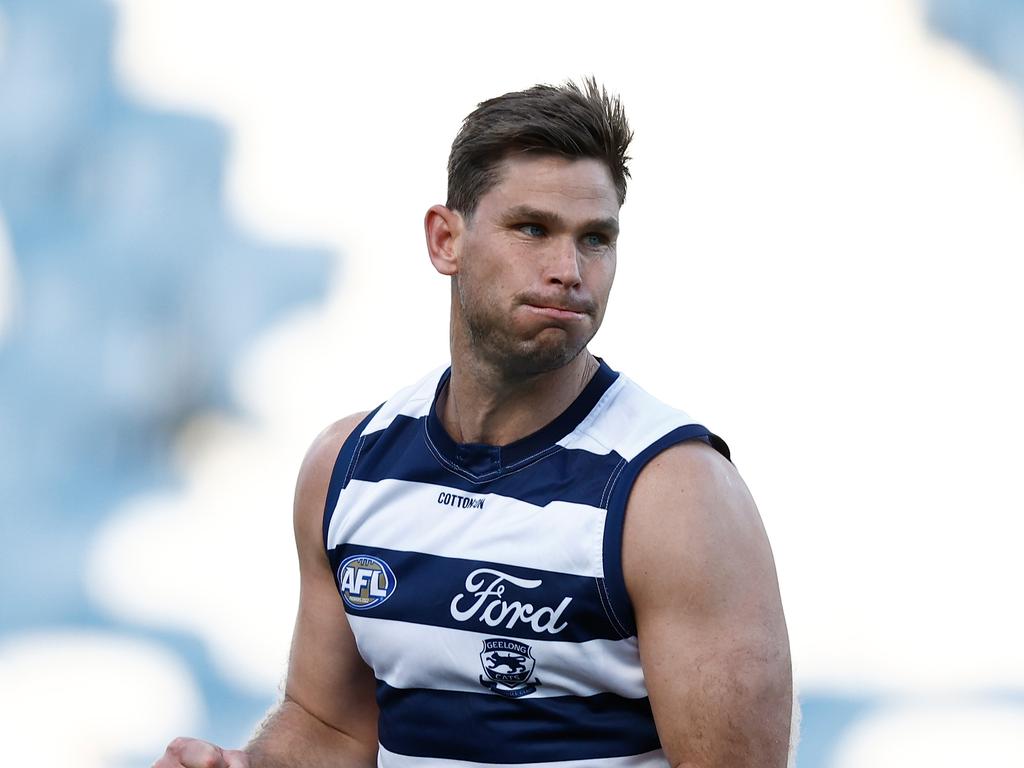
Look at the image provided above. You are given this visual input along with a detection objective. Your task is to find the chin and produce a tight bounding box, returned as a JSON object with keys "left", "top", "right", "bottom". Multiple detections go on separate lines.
{"left": 500, "top": 338, "right": 588, "bottom": 377}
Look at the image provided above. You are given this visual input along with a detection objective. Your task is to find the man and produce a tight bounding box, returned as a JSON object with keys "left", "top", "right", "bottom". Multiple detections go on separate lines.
{"left": 155, "top": 78, "right": 792, "bottom": 768}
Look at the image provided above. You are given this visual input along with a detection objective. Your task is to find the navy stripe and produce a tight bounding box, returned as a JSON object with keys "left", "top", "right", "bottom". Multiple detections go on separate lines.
{"left": 377, "top": 682, "right": 661, "bottom": 763}
{"left": 602, "top": 425, "right": 730, "bottom": 637}
{"left": 322, "top": 406, "right": 383, "bottom": 551}
{"left": 329, "top": 544, "right": 621, "bottom": 642}
{"left": 352, "top": 414, "right": 626, "bottom": 508}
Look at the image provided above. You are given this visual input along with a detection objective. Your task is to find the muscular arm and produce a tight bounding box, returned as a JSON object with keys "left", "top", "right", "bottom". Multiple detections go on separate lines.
{"left": 244, "top": 413, "right": 379, "bottom": 768}
{"left": 624, "top": 442, "right": 792, "bottom": 768}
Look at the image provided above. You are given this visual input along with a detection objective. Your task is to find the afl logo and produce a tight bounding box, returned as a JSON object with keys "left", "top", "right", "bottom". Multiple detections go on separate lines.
{"left": 338, "top": 555, "right": 397, "bottom": 610}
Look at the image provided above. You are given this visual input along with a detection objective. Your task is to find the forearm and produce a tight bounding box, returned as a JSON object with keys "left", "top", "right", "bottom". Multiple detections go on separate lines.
{"left": 244, "top": 696, "right": 377, "bottom": 768}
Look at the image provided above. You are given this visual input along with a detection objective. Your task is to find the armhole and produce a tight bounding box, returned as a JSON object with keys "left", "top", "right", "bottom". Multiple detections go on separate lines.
{"left": 601, "top": 424, "right": 731, "bottom": 637}
{"left": 321, "top": 406, "right": 383, "bottom": 552}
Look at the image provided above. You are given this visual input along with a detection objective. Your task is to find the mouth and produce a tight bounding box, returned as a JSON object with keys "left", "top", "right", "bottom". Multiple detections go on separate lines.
{"left": 523, "top": 304, "right": 589, "bottom": 321}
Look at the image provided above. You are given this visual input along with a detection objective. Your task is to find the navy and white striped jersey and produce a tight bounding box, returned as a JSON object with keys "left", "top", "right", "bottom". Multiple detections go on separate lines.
{"left": 323, "top": 360, "right": 729, "bottom": 767}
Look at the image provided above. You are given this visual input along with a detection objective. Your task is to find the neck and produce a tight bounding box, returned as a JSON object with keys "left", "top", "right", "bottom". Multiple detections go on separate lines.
{"left": 440, "top": 351, "right": 600, "bottom": 446}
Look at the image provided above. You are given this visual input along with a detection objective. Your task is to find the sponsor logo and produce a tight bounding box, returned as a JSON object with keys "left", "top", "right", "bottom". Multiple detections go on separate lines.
{"left": 479, "top": 638, "right": 541, "bottom": 698}
{"left": 450, "top": 568, "right": 572, "bottom": 634}
{"left": 338, "top": 554, "right": 396, "bottom": 610}
{"left": 437, "top": 491, "right": 485, "bottom": 510}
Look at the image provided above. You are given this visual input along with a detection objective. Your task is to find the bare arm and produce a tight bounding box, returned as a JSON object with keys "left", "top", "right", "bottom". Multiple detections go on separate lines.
{"left": 154, "top": 413, "right": 379, "bottom": 768}
{"left": 623, "top": 441, "right": 792, "bottom": 768}
{"left": 245, "top": 412, "right": 379, "bottom": 767}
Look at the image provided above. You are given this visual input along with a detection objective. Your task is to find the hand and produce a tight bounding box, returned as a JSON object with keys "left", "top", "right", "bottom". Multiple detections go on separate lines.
{"left": 153, "top": 737, "right": 249, "bottom": 768}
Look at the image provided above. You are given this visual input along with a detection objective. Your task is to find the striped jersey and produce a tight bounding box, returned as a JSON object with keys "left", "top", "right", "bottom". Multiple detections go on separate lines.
{"left": 323, "top": 360, "right": 729, "bottom": 767}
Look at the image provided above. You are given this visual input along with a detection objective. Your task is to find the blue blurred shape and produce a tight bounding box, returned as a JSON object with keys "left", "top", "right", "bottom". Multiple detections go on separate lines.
{"left": 0, "top": 0, "right": 332, "bottom": 623}
{"left": 795, "top": 694, "right": 876, "bottom": 768}
{"left": 927, "top": 0, "right": 1024, "bottom": 95}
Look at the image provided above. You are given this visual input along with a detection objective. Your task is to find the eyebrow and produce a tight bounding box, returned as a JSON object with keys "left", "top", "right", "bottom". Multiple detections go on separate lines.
{"left": 500, "top": 205, "right": 620, "bottom": 236}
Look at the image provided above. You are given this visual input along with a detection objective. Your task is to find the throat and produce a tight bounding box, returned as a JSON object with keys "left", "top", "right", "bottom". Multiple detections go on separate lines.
{"left": 441, "top": 353, "right": 600, "bottom": 447}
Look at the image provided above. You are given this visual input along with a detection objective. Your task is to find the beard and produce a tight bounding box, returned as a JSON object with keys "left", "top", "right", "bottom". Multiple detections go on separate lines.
{"left": 455, "top": 278, "right": 600, "bottom": 378}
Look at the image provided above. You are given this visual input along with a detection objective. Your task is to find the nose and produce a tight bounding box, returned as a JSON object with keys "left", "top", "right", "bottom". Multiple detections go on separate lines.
{"left": 546, "top": 236, "right": 583, "bottom": 288}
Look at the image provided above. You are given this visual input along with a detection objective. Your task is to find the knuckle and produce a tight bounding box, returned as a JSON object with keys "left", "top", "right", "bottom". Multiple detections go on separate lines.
{"left": 196, "top": 747, "right": 223, "bottom": 768}
{"left": 162, "top": 736, "right": 223, "bottom": 768}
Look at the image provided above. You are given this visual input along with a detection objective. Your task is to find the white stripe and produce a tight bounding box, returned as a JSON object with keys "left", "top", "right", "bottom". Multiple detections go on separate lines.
{"left": 378, "top": 744, "right": 668, "bottom": 768}
{"left": 329, "top": 478, "right": 606, "bottom": 578}
{"left": 363, "top": 367, "right": 446, "bottom": 436}
{"left": 559, "top": 376, "right": 697, "bottom": 461}
{"left": 349, "top": 615, "right": 647, "bottom": 699}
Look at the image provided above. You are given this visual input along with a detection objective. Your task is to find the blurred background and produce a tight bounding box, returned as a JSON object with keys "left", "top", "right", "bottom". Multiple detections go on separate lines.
{"left": 1, "top": 0, "right": 1022, "bottom": 765}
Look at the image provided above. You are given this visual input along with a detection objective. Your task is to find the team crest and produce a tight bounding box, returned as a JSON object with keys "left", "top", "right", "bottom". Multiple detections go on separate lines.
{"left": 338, "top": 554, "right": 396, "bottom": 610}
{"left": 479, "top": 638, "right": 541, "bottom": 698}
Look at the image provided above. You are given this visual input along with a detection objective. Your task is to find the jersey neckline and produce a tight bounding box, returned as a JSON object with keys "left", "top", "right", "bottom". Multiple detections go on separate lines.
{"left": 425, "top": 359, "right": 619, "bottom": 477}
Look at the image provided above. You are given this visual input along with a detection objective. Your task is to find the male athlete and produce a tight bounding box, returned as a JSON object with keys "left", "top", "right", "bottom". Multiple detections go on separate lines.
{"left": 155, "top": 78, "right": 792, "bottom": 768}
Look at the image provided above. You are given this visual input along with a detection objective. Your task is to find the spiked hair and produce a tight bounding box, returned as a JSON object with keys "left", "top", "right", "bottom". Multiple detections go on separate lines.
{"left": 446, "top": 77, "right": 633, "bottom": 219}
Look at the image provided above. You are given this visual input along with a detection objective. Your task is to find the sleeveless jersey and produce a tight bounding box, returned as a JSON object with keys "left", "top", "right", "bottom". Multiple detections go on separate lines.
{"left": 323, "top": 360, "right": 729, "bottom": 768}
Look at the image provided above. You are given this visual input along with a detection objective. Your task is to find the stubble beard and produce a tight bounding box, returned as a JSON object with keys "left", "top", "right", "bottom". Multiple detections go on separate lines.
{"left": 456, "top": 280, "right": 595, "bottom": 379}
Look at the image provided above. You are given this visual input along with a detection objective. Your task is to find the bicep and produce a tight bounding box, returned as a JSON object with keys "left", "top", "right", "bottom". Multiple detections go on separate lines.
{"left": 284, "top": 415, "right": 379, "bottom": 746}
{"left": 624, "top": 442, "right": 792, "bottom": 767}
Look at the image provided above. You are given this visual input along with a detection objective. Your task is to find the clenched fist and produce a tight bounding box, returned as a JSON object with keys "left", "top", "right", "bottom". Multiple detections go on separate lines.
{"left": 153, "top": 737, "right": 249, "bottom": 768}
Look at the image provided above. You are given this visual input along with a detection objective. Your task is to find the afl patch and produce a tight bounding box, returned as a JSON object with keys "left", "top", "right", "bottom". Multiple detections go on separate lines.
{"left": 338, "top": 554, "right": 397, "bottom": 610}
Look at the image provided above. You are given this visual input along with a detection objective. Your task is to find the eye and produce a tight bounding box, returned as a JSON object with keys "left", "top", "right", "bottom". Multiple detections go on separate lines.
{"left": 519, "top": 223, "right": 545, "bottom": 237}
{"left": 582, "top": 233, "right": 608, "bottom": 248}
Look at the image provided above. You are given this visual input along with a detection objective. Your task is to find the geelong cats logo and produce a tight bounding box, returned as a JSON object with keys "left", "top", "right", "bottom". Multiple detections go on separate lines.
{"left": 479, "top": 638, "right": 541, "bottom": 698}
{"left": 449, "top": 568, "right": 573, "bottom": 634}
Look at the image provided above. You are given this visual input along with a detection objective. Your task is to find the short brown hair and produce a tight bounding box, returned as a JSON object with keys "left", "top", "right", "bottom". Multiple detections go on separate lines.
{"left": 446, "top": 77, "right": 633, "bottom": 219}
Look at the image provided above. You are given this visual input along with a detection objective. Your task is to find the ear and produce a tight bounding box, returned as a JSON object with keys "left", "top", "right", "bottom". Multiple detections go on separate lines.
{"left": 424, "top": 204, "right": 464, "bottom": 276}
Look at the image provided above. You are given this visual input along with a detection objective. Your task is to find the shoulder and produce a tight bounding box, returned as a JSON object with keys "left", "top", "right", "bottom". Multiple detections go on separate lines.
{"left": 297, "top": 413, "right": 371, "bottom": 495}
{"left": 293, "top": 412, "right": 371, "bottom": 547}
{"left": 629, "top": 438, "right": 744, "bottom": 515}
{"left": 623, "top": 440, "right": 773, "bottom": 615}
{"left": 292, "top": 366, "right": 447, "bottom": 539}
